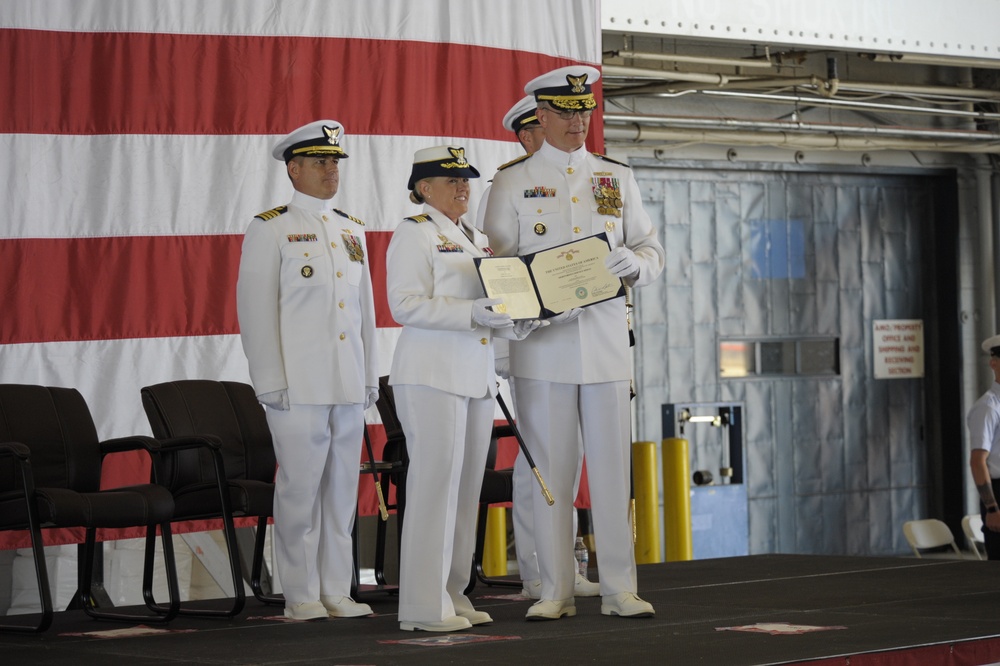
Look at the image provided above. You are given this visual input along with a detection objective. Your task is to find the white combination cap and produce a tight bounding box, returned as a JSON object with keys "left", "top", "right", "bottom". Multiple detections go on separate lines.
{"left": 524, "top": 65, "right": 601, "bottom": 111}
{"left": 271, "top": 120, "right": 348, "bottom": 162}
{"left": 503, "top": 95, "right": 540, "bottom": 133}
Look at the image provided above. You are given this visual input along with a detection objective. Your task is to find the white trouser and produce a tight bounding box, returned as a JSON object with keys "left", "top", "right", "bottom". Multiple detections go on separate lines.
{"left": 511, "top": 380, "right": 585, "bottom": 580}
{"left": 267, "top": 402, "right": 363, "bottom": 604}
{"left": 512, "top": 377, "right": 636, "bottom": 600}
{"left": 395, "top": 384, "right": 494, "bottom": 622}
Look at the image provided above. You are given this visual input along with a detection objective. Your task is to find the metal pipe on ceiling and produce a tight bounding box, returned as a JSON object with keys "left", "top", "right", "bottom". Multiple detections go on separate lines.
{"left": 604, "top": 72, "right": 1000, "bottom": 102}
{"left": 696, "top": 90, "right": 1000, "bottom": 121}
{"left": 601, "top": 64, "right": 733, "bottom": 86}
{"left": 610, "top": 49, "right": 776, "bottom": 70}
{"left": 603, "top": 123, "right": 1000, "bottom": 153}
{"left": 603, "top": 113, "right": 1000, "bottom": 141}
{"left": 863, "top": 52, "right": 1000, "bottom": 70}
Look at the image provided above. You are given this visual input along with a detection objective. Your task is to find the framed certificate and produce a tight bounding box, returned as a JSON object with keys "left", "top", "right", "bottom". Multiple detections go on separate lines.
{"left": 474, "top": 233, "right": 625, "bottom": 320}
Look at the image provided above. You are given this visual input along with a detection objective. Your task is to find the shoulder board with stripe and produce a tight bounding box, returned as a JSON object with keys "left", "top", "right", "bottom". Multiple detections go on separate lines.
{"left": 404, "top": 214, "right": 432, "bottom": 223}
{"left": 333, "top": 208, "right": 365, "bottom": 226}
{"left": 254, "top": 205, "right": 288, "bottom": 221}
{"left": 592, "top": 153, "right": 631, "bottom": 168}
{"left": 497, "top": 153, "right": 532, "bottom": 171}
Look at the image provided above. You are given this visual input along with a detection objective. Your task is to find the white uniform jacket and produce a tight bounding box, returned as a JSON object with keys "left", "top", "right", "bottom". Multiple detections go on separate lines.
{"left": 482, "top": 141, "right": 665, "bottom": 384}
{"left": 237, "top": 190, "right": 378, "bottom": 405}
{"left": 387, "top": 205, "right": 501, "bottom": 399}
{"left": 969, "top": 382, "right": 1000, "bottom": 478}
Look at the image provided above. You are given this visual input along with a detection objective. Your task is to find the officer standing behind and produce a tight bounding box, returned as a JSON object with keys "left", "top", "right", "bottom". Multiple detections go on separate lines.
{"left": 479, "top": 95, "right": 600, "bottom": 600}
{"left": 388, "top": 145, "right": 540, "bottom": 632}
{"left": 237, "top": 120, "right": 379, "bottom": 621}
{"left": 483, "top": 67, "right": 665, "bottom": 621}
{"left": 969, "top": 333, "right": 1000, "bottom": 559}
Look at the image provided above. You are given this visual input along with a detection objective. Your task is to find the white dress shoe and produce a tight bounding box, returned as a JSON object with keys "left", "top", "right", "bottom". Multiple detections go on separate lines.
{"left": 320, "top": 595, "right": 372, "bottom": 618}
{"left": 522, "top": 575, "right": 600, "bottom": 599}
{"left": 525, "top": 598, "right": 576, "bottom": 621}
{"left": 521, "top": 578, "right": 542, "bottom": 600}
{"left": 284, "top": 601, "right": 328, "bottom": 621}
{"left": 400, "top": 616, "right": 473, "bottom": 632}
{"left": 457, "top": 610, "right": 493, "bottom": 625}
{"left": 452, "top": 596, "right": 493, "bottom": 625}
{"left": 575, "top": 573, "right": 600, "bottom": 597}
{"left": 600, "top": 592, "right": 655, "bottom": 618}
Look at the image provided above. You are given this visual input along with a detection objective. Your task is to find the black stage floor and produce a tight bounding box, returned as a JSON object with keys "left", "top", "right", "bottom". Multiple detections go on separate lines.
{"left": 4, "top": 554, "right": 1000, "bottom": 666}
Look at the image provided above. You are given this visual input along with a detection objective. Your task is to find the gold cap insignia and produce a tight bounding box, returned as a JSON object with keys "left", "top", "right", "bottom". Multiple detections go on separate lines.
{"left": 447, "top": 147, "right": 469, "bottom": 167}
{"left": 323, "top": 125, "right": 342, "bottom": 146}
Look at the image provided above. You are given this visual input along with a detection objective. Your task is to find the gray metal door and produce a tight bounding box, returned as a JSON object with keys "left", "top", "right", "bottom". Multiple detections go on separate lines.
{"left": 631, "top": 163, "right": 941, "bottom": 556}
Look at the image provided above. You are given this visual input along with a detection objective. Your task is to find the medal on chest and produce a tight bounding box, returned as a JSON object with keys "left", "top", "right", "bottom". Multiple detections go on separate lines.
{"left": 341, "top": 230, "right": 365, "bottom": 263}
{"left": 592, "top": 176, "right": 623, "bottom": 218}
{"left": 436, "top": 234, "right": 464, "bottom": 253}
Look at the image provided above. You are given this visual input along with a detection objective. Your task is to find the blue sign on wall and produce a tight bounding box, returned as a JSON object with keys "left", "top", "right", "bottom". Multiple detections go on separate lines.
{"left": 749, "top": 219, "right": 805, "bottom": 279}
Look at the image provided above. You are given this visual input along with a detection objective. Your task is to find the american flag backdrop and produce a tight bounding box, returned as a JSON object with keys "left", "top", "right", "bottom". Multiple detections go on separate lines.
{"left": 0, "top": 0, "right": 601, "bottom": 532}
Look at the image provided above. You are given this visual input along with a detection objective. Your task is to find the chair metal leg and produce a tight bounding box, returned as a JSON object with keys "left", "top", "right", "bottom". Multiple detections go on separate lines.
{"left": 0, "top": 457, "right": 53, "bottom": 633}
{"left": 146, "top": 451, "right": 247, "bottom": 618}
{"left": 249, "top": 518, "right": 282, "bottom": 605}
{"left": 81, "top": 524, "right": 180, "bottom": 623}
{"left": 352, "top": 500, "right": 399, "bottom": 601}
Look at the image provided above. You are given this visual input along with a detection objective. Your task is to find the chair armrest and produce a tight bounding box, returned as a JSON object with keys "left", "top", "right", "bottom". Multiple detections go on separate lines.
{"left": 100, "top": 434, "right": 222, "bottom": 457}
{"left": 99, "top": 434, "right": 163, "bottom": 455}
{"left": 492, "top": 424, "right": 517, "bottom": 439}
{"left": 0, "top": 441, "right": 31, "bottom": 461}
{"left": 155, "top": 434, "right": 223, "bottom": 453}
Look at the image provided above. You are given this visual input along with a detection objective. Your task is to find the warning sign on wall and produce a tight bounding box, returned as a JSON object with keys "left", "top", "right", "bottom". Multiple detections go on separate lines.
{"left": 873, "top": 319, "right": 924, "bottom": 379}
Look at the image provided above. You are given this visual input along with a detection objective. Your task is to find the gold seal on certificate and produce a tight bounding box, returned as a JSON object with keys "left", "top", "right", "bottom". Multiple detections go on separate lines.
{"left": 474, "top": 233, "right": 625, "bottom": 320}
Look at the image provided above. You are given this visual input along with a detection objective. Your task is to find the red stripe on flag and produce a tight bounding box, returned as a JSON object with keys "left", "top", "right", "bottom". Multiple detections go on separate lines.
{"left": 2, "top": 28, "right": 599, "bottom": 143}
{"left": 1, "top": 236, "right": 242, "bottom": 344}
{"left": 0, "top": 233, "right": 402, "bottom": 345}
{"left": 367, "top": 231, "right": 398, "bottom": 328}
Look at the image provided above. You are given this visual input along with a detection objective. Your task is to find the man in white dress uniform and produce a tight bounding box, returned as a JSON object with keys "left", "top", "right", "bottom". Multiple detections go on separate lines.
{"left": 483, "top": 67, "right": 665, "bottom": 621}
{"left": 480, "top": 95, "right": 600, "bottom": 600}
{"left": 237, "top": 120, "right": 379, "bottom": 621}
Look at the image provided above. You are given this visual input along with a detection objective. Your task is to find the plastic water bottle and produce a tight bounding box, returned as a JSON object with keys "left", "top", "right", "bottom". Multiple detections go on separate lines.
{"left": 574, "top": 536, "right": 589, "bottom": 577}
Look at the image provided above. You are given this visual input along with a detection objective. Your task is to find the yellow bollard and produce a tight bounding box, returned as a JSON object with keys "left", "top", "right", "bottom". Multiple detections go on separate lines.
{"left": 662, "top": 438, "right": 693, "bottom": 561}
{"left": 482, "top": 506, "right": 507, "bottom": 577}
{"left": 632, "top": 441, "right": 661, "bottom": 564}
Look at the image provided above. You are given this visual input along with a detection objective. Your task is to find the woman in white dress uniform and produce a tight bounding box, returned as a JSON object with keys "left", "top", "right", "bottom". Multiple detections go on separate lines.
{"left": 387, "top": 145, "right": 539, "bottom": 632}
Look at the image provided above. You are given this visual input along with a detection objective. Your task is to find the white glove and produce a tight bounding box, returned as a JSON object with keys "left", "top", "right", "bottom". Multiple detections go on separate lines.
{"left": 511, "top": 319, "right": 547, "bottom": 340}
{"left": 364, "top": 386, "right": 379, "bottom": 410}
{"left": 548, "top": 308, "right": 583, "bottom": 324}
{"left": 604, "top": 246, "right": 640, "bottom": 279}
{"left": 257, "top": 389, "right": 289, "bottom": 411}
{"left": 495, "top": 356, "right": 510, "bottom": 379}
{"left": 472, "top": 297, "right": 514, "bottom": 329}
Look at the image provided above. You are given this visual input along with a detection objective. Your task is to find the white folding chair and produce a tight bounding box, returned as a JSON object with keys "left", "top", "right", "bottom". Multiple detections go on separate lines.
{"left": 902, "top": 519, "right": 963, "bottom": 558}
{"left": 961, "top": 514, "right": 986, "bottom": 560}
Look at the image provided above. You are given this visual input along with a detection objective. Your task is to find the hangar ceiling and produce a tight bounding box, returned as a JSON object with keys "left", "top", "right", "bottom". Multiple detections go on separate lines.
{"left": 600, "top": 33, "right": 1000, "bottom": 154}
